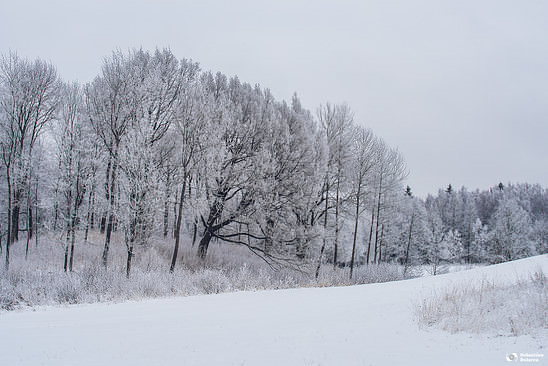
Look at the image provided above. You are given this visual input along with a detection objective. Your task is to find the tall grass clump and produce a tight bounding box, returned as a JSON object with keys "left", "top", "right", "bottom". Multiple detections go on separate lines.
{"left": 415, "top": 268, "right": 547, "bottom": 336}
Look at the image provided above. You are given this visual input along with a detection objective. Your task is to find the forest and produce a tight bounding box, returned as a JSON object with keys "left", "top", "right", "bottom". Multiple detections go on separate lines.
{"left": 1, "top": 49, "right": 547, "bottom": 307}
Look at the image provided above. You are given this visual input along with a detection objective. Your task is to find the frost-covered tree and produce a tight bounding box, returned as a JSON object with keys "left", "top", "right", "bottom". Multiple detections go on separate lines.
{"left": 347, "top": 126, "right": 375, "bottom": 279}
{"left": 0, "top": 53, "right": 60, "bottom": 269}
{"left": 383, "top": 192, "right": 428, "bottom": 273}
{"left": 85, "top": 51, "right": 133, "bottom": 268}
{"left": 316, "top": 103, "right": 353, "bottom": 269}
{"left": 55, "top": 82, "right": 91, "bottom": 272}
{"left": 366, "top": 141, "right": 407, "bottom": 264}
{"left": 195, "top": 77, "right": 269, "bottom": 260}
{"left": 118, "top": 49, "right": 183, "bottom": 277}
{"left": 491, "top": 198, "right": 533, "bottom": 262}
{"left": 261, "top": 94, "right": 324, "bottom": 265}
{"left": 169, "top": 59, "right": 202, "bottom": 273}
{"left": 469, "top": 218, "right": 490, "bottom": 263}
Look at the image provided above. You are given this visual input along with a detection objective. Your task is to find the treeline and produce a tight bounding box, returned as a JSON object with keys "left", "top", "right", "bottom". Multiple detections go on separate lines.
{"left": 0, "top": 49, "right": 407, "bottom": 278}
{"left": 392, "top": 183, "right": 548, "bottom": 274}
{"left": 0, "top": 49, "right": 545, "bottom": 280}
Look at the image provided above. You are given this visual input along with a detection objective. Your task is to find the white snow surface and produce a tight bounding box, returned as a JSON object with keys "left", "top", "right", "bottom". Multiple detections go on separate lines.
{"left": 1, "top": 255, "right": 547, "bottom": 366}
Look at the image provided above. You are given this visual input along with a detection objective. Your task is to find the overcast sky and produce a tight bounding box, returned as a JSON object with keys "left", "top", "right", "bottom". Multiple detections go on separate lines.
{"left": 1, "top": 0, "right": 547, "bottom": 197}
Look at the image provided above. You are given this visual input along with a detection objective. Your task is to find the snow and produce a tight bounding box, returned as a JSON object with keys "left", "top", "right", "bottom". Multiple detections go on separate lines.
{"left": 1, "top": 255, "right": 546, "bottom": 366}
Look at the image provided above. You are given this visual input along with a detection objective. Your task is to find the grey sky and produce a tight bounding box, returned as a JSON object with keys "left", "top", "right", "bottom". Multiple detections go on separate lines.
{"left": 2, "top": 0, "right": 547, "bottom": 197}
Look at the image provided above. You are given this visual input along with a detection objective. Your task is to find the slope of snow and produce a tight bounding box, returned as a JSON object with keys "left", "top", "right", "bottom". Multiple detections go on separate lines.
{"left": 1, "top": 255, "right": 546, "bottom": 366}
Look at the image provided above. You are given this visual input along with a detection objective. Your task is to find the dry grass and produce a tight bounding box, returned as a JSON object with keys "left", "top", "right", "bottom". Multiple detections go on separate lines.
{"left": 415, "top": 269, "right": 547, "bottom": 336}
{"left": 0, "top": 230, "right": 404, "bottom": 310}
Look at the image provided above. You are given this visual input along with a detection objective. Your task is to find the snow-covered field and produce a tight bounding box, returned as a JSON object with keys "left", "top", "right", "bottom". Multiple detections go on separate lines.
{"left": 1, "top": 255, "right": 546, "bottom": 366}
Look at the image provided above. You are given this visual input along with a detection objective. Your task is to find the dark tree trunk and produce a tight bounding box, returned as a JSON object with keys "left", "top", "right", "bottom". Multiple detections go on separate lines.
{"left": 69, "top": 214, "right": 77, "bottom": 272}
{"left": 316, "top": 181, "right": 329, "bottom": 279}
{"left": 84, "top": 190, "right": 93, "bottom": 242}
{"left": 28, "top": 203, "right": 33, "bottom": 240}
{"left": 163, "top": 199, "right": 169, "bottom": 238}
{"left": 349, "top": 183, "right": 361, "bottom": 279}
{"left": 170, "top": 178, "right": 187, "bottom": 273}
{"left": 373, "top": 176, "right": 383, "bottom": 264}
{"left": 126, "top": 246, "right": 133, "bottom": 278}
{"left": 378, "top": 224, "right": 384, "bottom": 263}
{"left": 264, "top": 218, "right": 274, "bottom": 254}
{"left": 366, "top": 206, "right": 375, "bottom": 265}
{"left": 10, "top": 202, "right": 20, "bottom": 244}
{"left": 5, "top": 171, "right": 12, "bottom": 270}
{"left": 196, "top": 195, "right": 225, "bottom": 260}
{"left": 100, "top": 214, "right": 106, "bottom": 233}
{"left": 197, "top": 230, "right": 212, "bottom": 260}
{"left": 333, "top": 175, "right": 341, "bottom": 268}
{"left": 64, "top": 223, "right": 70, "bottom": 272}
{"left": 404, "top": 212, "right": 415, "bottom": 274}
{"left": 102, "top": 147, "right": 118, "bottom": 268}
{"left": 34, "top": 181, "right": 39, "bottom": 248}
{"left": 25, "top": 196, "right": 32, "bottom": 259}
{"left": 53, "top": 201, "right": 59, "bottom": 232}
{"left": 192, "top": 218, "right": 198, "bottom": 247}
{"left": 101, "top": 155, "right": 112, "bottom": 235}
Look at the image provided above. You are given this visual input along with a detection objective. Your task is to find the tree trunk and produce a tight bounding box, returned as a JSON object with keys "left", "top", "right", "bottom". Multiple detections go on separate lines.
{"left": 25, "top": 185, "right": 33, "bottom": 259}
{"left": 126, "top": 244, "right": 134, "bottom": 278}
{"left": 10, "top": 199, "right": 20, "bottom": 244}
{"left": 404, "top": 212, "right": 415, "bottom": 274}
{"left": 64, "top": 222, "right": 71, "bottom": 272}
{"left": 196, "top": 195, "right": 225, "bottom": 260}
{"left": 366, "top": 205, "right": 375, "bottom": 265}
{"left": 316, "top": 181, "right": 329, "bottom": 279}
{"left": 25, "top": 203, "right": 31, "bottom": 260}
{"left": 349, "top": 183, "right": 361, "bottom": 279}
{"left": 100, "top": 214, "right": 106, "bottom": 233}
{"left": 5, "top": 170, "right": 12, "bottom": 270}
{"left": 373, "top": 176, "right": 383, "bottom": 264}
{"left": 69, "top": 166, "right": 80, "bottom": 272}
{"left": 69, "top": 216, "right": 76, "bottom": 272}
{"left": 333, "top": 175, "right": 340, "bottom": 268}
{"left": 170, "top": 177, "right": 187, "bottom": 273}
{"left": 192, "top": 218, "right": 198, "bottom": 247}
{"left": 84, "top": 190, "right": 93, "bottom": 242}
{"left": 163, "top": 199, "right": 169, "bottom": 238}
{"left": 102, "top": 149, "right": 118, "bottom": 268}
{"left": 197, "top": 230, "right": 212, "bottom": 260}
{"left": 378, "top": 223, "right": 384, "bottom": 263}
{"left": 34, "top": 180, "right": 39, "bottom": 248}
{"left": 28, "top": 201, "right": 33, "bottom": 240}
